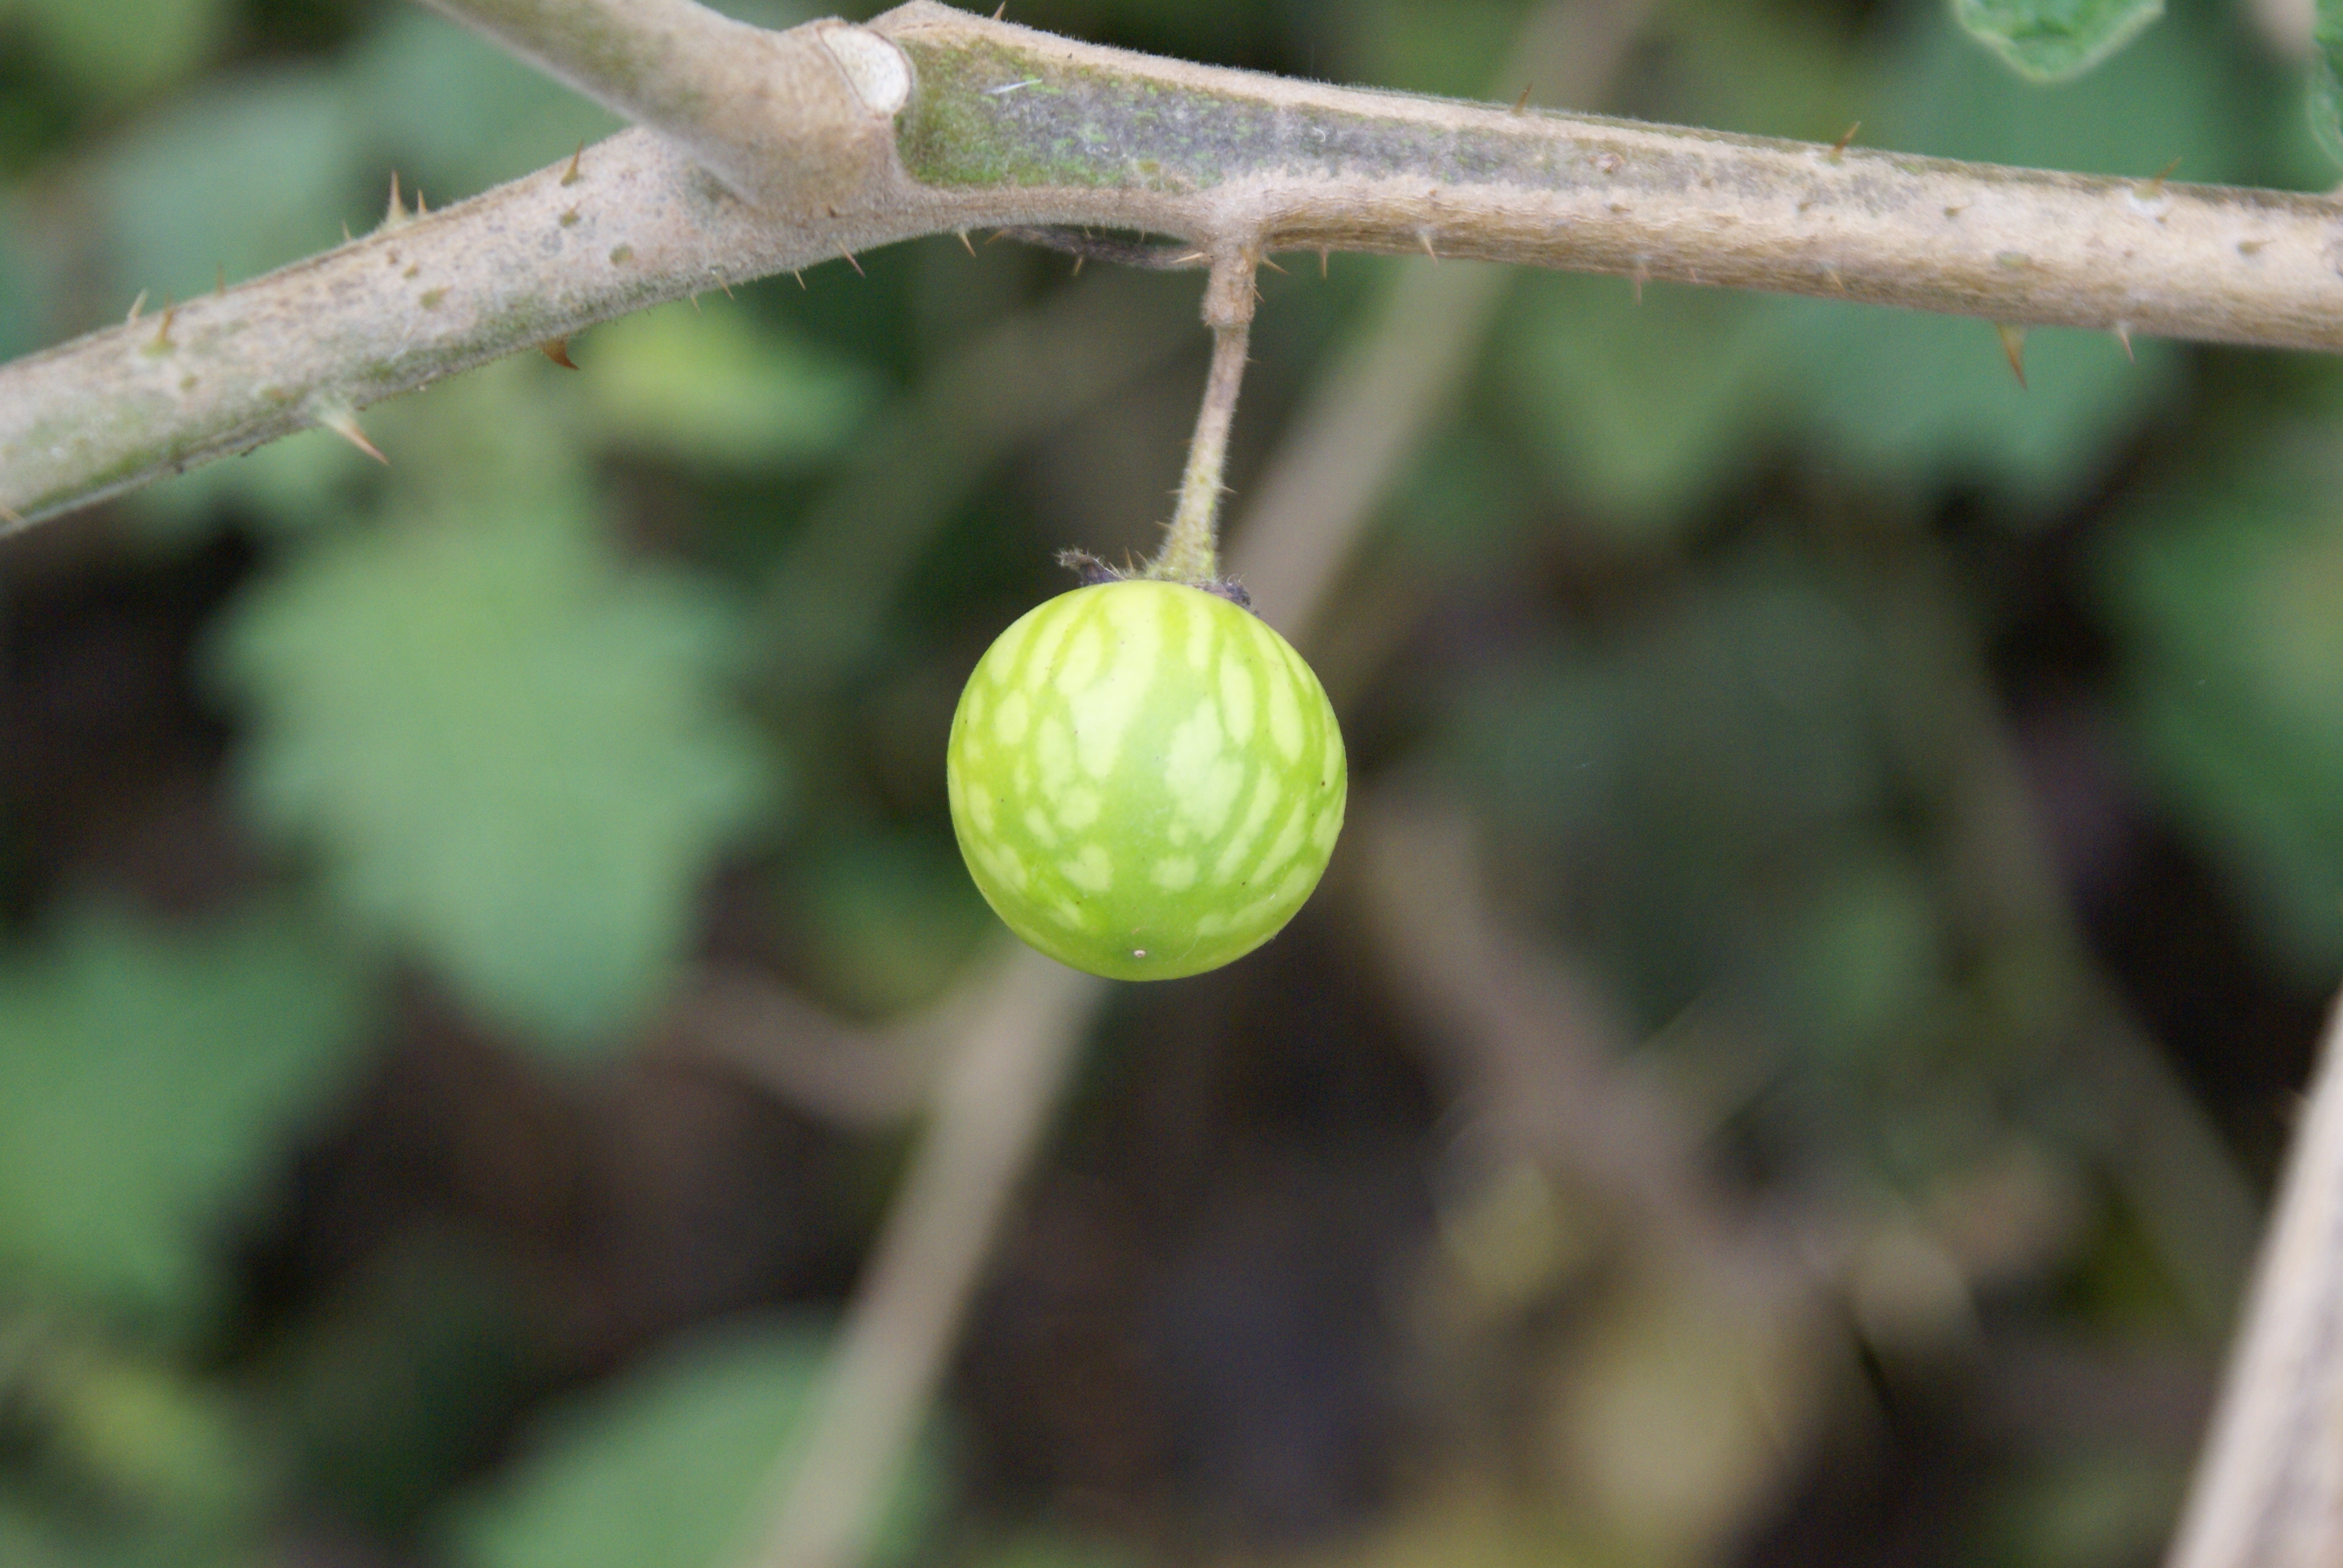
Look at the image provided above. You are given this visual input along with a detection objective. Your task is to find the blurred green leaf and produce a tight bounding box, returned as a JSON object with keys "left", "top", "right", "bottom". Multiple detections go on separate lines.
{"left": 445, "top": 1316, "right": 945, "bottom": 1568}
{"left": 94, "top": 71, "right": 369, "bottom": 310}
{"left": 2315, "top": 0, "right": 2343, "bottom": 165}
{"left": 1345, "top": 0, "right": 1522, "bottom": 99}
{"left": 1974, "top": 1449, "right": 2186, "bottom": 1568}
{"left": 28, "top": 1335, "right": 275, "bottom": 1528}
{"left": 1783, "top": 310, "right": 2179, "bottom": 514}
{"left": 578, "top": 296, "right": 877, "bottom": 469}
{"left": 1498, "top": 276, "right": 1784, "bottom": 534}
{"left": 0, "top": 213, "right": 31, "bottom": 362}
{"left": 1950, "top": 0, "right": 2163, "bottom": 81}
{"left": 0, "top": 1489, "right": 254, "bottom": 1568}
{"left": 212, "top": 496, "right": 781, "bottom": 1050}
{"left": 1771, "top": 0, "right": 2249, "bottom": 512}
{"left": 786, "top": 829, "right": 994, "bottom": 1016}
{"left": 1780, "top": 844, "right": 1948, "bottom": 1062}
{"left": 1451, "top": 549, "right": 1890, "bottom": 1014}
{"left": 267, "top": 1235, "right": 535, "bottom": 1535}
{"left": 0, "top": 0, "right": 229, "bottom": 102}
{"left": 134, "top": 429, "right": 375, "bottom": 541}
{"left": 1876, "top": 0, "right": 2247, "bottom": 183}
{"left": 0, "top": 1503, "right": 80, "bottom": 1568}
{"left": 1617, "top": 0, "right": 1863, "bottom": 143}
{"left": 2095, "top": 426, "right": 2343, "bottom": 980}
{"left": 349, "top": 7, "right": 622, "bottom": 201}
{"left": 0, "top": 904, "right": 372, "bottom": 1334}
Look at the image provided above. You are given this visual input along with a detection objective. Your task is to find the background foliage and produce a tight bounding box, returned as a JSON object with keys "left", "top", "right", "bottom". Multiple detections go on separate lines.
{"left": 2, "top": 0, "right": 2342, "bottom": 1564}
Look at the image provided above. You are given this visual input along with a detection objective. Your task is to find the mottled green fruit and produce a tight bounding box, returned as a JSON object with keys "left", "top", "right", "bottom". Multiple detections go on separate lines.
{"left": 947, "top": 580, "right": 1346, "bottom": 981}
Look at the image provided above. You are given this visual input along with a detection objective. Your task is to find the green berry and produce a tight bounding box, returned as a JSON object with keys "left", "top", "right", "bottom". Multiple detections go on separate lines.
{"left": 946, "top": 579, "right": 1346, "bottom": 981}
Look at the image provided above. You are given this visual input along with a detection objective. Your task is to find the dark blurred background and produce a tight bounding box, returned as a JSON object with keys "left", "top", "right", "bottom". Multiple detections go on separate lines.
{"left": 3, "top": 0, "right": 2342, "bottom": 1564}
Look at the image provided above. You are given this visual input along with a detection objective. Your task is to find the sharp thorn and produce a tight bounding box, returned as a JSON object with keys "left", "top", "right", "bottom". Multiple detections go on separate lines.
{"left": 1996, "top": 322, "right": 2028, "bottom": 390}
{"left": 1510, "top": 83, "right": 1533, "bottom": 115}
{"left": 1418, "top": 230, "right": 1439, "bottom": 262}
{"left": 152, "top": 300, "right": 177, "bottom": 348}
{"left": 792, "top": 270, "right": 807, "bottom": 288}
{"left": 562, "top": 142, "right": 585, "bottom": 186}
{"left": 540, "top": 338, "right": 578, "bottom": 369}
{"left": 1258, "top": 254, "right": 1286, "bottom": 275}
{"left": 125, "top": 289, "right": 147, "bottom": 325}
{"left": 384, "top": 171, "right": 407, "bottom": 229}
{"left": 215, "top": 264, "right": 226, "bottom": 298}
{"left": 991, "top": 1, "right": 1004, "bottom": 15}
{"left": 2112, "top": 321, "right": 2134, "bottom": 362}
{"left": 957, "top": 229, "right": 977, "bottom": 256}
{"left": 341, "top": 220, "right": 352, "bottom": 243}
{"left": 1071, "top": 253, "right": 1084, "bottom": 275}
{"left": 1830, "top": 121, "right": 1860, "bottom": 160}
{"left": 1318, "top": 247, "right": 1329, "bottom": 278}
{"left": 841, "top": 249, "right": 865, "bottom": 276}
{"left": 318, "top": 405, "right": 389, "bottom": 464}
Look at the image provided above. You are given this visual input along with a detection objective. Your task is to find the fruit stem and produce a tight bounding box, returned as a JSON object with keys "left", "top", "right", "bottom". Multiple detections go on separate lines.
{"left": 1148, "top": 247, "right": 1259, "bottom": 589}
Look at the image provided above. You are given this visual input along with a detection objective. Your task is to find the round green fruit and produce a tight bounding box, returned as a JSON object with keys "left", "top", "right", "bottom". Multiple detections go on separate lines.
{"left": 946, "top": 579, "right": 1346, "bottom": 981}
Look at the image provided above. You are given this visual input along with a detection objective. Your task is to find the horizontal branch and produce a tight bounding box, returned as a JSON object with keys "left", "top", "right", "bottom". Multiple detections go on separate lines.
{"left": 6, "top": 0, "right": 2342, "bottom": 528}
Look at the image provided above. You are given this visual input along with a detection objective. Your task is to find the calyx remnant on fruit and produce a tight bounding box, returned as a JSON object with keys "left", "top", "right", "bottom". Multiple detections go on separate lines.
{"left": 946, "top": 578, "right": 1346, "bottom": 981}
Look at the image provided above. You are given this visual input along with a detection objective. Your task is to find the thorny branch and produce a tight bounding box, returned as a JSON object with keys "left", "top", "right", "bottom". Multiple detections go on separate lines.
{"left": 7, "top": 0, "right": 2343, "bottom": 526}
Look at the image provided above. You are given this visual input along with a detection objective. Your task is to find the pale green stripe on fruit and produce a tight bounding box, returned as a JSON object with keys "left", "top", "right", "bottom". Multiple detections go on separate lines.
{"left": 1258, "top": 625, "right": 1305, "bottom": 762}
{"left": 1055, "top": 619, "right": 1105, "bottom": 704}
{"left": 1240, "top": 794, "right": 1309, "bottom": 892}
{"left": 1152, "top": 856, "right": 1198, "bottom": 890}
{"left": 986, "top": 604, "right": 1041, "bottom": 688}
{"left": 1184, "top": 590, "right": 1214, "bottom": 670}
{"left": 1056, "top": 785, "right": 1101, "bottom": 831}
{"left": 1219, "top": 655, "right": 1256, "bottom": 746}
{"left": 1211, "top": 769, "right": 1280, "bottom": 884}
{"left": 1015, "top": 590, "right": 1082, "bottom": 693}
{"left": 1063, "top": 592, "right": 1158, "bottom": 780}
{"left": 1035, "top": 714, "right": 1073, "bottom": 795}
{"left": 1060, "top": 843, "right": 1114, "bottom": 894}
{"left": 994, "top": 688, "right": 1031, "bottom": 746}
